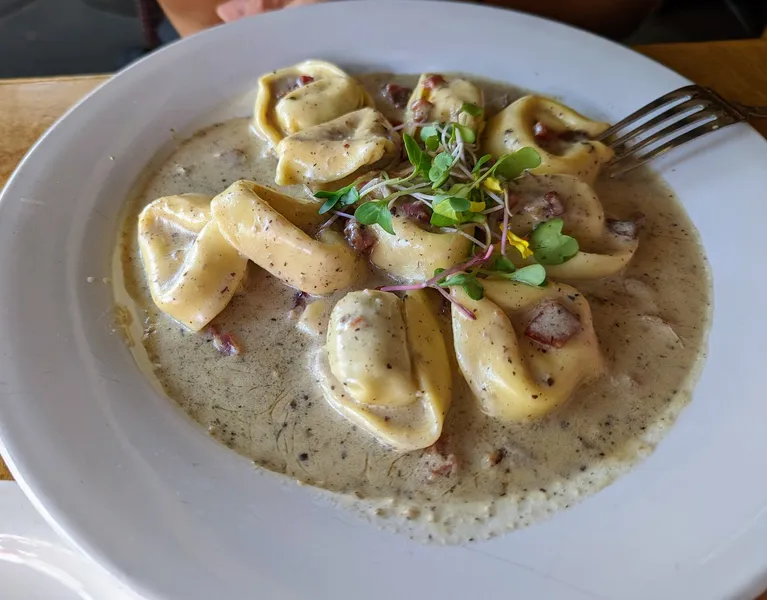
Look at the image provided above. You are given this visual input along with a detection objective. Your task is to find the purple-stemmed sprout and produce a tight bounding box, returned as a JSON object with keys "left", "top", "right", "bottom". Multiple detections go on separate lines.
{"left": 378, "top": 244, "right": 496, "bottom": 320}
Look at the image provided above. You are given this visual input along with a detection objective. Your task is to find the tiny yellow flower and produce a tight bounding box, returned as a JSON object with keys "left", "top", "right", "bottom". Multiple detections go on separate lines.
{"left": 483, "top": 177, "right": 502, "bottom": 193}
{"left": 505, "top": 230, "right": 533, "bottom": 259}
{"left": 469, "top": 201, "right": 486, "bottom": 213}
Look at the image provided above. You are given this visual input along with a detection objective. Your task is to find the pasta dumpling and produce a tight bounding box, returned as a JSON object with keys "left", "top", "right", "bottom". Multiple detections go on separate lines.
{"left": 369, "top": 214, "right": 472, "bottom": 282}
{"left": 253, "top": 59, "right": 372, "bottom": 147}
{"left": 406, "top": 73, "right": 483, "bottom": 132}
{"left": 274, "top": 107, "right": 400, "bottom": 186}
{"left": 138, "top": 193, "right": 247, "bottom": 331}
{"left": 318, "top": 289, "right": 452, "bottom": 451}
{"left": 452, "top": 280, "right": 603, "bottom": 421}
{"left": 211, "top": 179, "right": 363, "bottom": 295}
{"left": 483, "top": 96, "right": 613, "bottom": 183}
{"left": 509, "top": 173, "right": 641, "bottom": 279}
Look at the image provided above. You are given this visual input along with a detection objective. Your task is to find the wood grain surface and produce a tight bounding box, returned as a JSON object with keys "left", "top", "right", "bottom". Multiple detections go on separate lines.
{"left": 1, "top": 40, "right": 767, "bottom": 596}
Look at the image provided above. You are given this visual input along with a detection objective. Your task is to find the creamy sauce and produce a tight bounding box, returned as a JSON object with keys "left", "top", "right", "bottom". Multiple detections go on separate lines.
{"left": 114, "top": 75, "right": 711, "bottom": 543}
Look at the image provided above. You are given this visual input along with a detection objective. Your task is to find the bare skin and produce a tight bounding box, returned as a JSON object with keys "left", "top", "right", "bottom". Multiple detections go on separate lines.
{"left": 157, "top": 0, "right": 660, "bottom": 38}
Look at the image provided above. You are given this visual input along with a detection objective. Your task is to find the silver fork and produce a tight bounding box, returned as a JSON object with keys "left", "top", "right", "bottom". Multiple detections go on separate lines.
{"left": 596, "top": 85, "right": 767, "bottom": 175}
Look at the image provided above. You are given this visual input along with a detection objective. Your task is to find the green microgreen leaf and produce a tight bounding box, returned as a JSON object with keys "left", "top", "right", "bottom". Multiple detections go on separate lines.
{"left": 431, "top": 195, "right": 469, "bottom": 223}
{"left": 403, "top": 133, "right": 432, "bottom": 178}
{"left": 492, "top": 256, "right": 516, "bottom": 273}
{"left": 315, "top": 183, "right": 360, "bottom": 215}
{"left": 506, "top": 264, "right": 547, "bottom": 286}
{"left": 446, "top": 197, "right": 471, "bottom": 212}
{"left": 425, "top": 136, "right": 440, "bottom": 152}
{"left": 452, "top": 123, "right": 476, "bottom": 144}
{"left": 461, "top": 102, "right": 484, "bottom": 117}
{"left": 472, "top": 154, "right": 493, "bottom": 174}
{"left": 437, "top": 272, "right": 484, "bottom": 300}
{"left": 430, "top": 213, "right": 457, "bottom": 227}
{"left": 419, "top": 124, "right": 440, "bottom": 142}
{"left": 429, "top": 152, "right": 455, "bottom": 189}
{"left": 447, "top": 183, "right": 471, "bottom": 199}
{"left": 529, "top": 218, "right": 579, "bottom": 265}
{"left": 492, "top": 147, "right": 541, "bottom": 180}
{"left": 354, "top": 201, "right": 395, "bottom": 235}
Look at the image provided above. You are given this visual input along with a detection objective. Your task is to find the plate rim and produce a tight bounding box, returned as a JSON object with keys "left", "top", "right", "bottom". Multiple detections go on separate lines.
{"left": 2, "top": 3, "right": 767, "bottom": 599}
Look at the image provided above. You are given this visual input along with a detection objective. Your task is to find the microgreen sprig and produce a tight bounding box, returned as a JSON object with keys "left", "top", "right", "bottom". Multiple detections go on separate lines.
{"left": 315, "top": 121, "right": 542, "bottom": 238}
{"left": 377, "top": 240, "right": 547, "bottom": 319}
{"left": 378, "top": 244, "right": 496, "bottom": 319}
{"left": 316, "top": 183, "right": 360, "bottom": 215}
{"left": 529, "top": 218, "right": 579, "bottom": 265}
{"left": 354, "top": 200, "right": 395, "bottom": 235}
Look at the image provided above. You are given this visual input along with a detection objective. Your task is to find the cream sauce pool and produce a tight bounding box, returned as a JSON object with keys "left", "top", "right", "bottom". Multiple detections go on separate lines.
{"left": 114, "top": 75, "right": 711, "bottom": 543}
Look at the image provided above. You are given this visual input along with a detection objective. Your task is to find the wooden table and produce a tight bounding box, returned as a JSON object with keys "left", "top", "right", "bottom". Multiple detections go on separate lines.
{"left": 2, "top": 37, "right": 767, "bottom": 596}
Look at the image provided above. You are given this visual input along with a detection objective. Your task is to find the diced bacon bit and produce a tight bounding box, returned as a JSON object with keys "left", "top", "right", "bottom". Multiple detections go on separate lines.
{"left": 431, "top": 436, "right": 450, "bottom": 455}
{"left": 524, "top": 300, "right": 581, "bottom": 349}
{"left": 383, "top": 83, "right": 413, "bottom": 109}
{"left": 209, "top": 325, "right": 242, "bottom": 356}
{"left": 397, "top": 200, "right": 431, "bottom": 224}
{"left": 534, "top": 123, "right": 592, "bottom": 148}
{"left": 484, "top": 448, "right": 506, "bottom": 467}
{"left": 410, "top": 99, "right": 434, "bottom": 124}
{"left": 344, "top": 219, "right": 376, "bottom": 254}
{"left": 298, "top": 75, "right": 315, "bottom": 86}
{"left": 543, "top": 191, "right": 565, "bottom": 215}
{"left": 429, "top": 459, "right": 457, "bottom": 479}
{"left": 423, "top": 436, "right": 459, "bottom": 480}
{"left": 606, "top": 213, "right": 646, "bottom": 240}
{"left": 422, "top": 74, "right": 446, "bottom": 90}
{"left": 533, "top": 121, "right": 555, "bottom": 142}
{"left": 292, "top": 291, "right": 309, "bottom": 309}
{"left": 523, "top": 190, "right": 565, "bottom": 220}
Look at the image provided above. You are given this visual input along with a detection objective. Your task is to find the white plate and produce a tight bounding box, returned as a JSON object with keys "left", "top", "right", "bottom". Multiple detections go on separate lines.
{"left": 1, "top": 2, "right": 767, "bottom": 599}
{"left": 0, "top": 482, "right": 145, "bottom": 600}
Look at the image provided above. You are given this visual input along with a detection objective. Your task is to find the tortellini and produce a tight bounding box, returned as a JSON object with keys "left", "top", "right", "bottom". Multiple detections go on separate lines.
{"left": 483, "top": 96, "right": 613, "bottom": 183}
{"left": 369, "top": 214, "right": 472, "bottom": 282}
{"left": 452, "top": 280, "right": 603, "bottom": 421}
{"left": 406, "top": 73, "right": 483, "bottom": 132}
{"left": 211, "top": 179, "right": 363, "bottom": 295}
{"left": 137, "top": 193, "right": 247, "bottom": 331}
{"left": 253, "top": 59, "right": 372, "bottom": 147}
{"left": 274, "top": 108, "right": 400, "bottom": 186}
{"left": 509, "top": 173, "right": 640, "bottom": 279}
{"left": 318, "top": 290, "right": 451, "bottom": 451}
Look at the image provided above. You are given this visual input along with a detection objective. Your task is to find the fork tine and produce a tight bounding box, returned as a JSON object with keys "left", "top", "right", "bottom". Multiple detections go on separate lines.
{"left": 609, "top": 119, "right": 731, "bottom": 176}
{"left": 612, "top": 110, "right": 723, "bottom": 161}
{"left": 596, "top": 85, "right": 700, "bottom": 141}
{"left": 609, "top": 98, "right": 710, "bottom": 150}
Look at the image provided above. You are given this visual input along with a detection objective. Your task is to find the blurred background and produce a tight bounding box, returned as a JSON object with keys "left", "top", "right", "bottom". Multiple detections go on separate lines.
{"left": 0, "top": 0, "right": 765, "bottom": 78}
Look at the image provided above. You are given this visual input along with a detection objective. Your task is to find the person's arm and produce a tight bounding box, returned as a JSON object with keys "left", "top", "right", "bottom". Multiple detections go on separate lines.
{"left": 478, "top": 0, "right": 660, "bottom": 38}
{"left": 156, "top": 0, "right": 221, "bottom": 37}
{"left": 156, "top": 0, "right": 319, "bottom": 36}
{"left": 158, "top": 0, "right": 660, "bottom": 39}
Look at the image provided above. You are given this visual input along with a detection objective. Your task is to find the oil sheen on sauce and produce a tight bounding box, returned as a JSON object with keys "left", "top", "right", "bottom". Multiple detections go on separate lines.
{"left": 114, "top": 75, "right": 712, "bottom": 543}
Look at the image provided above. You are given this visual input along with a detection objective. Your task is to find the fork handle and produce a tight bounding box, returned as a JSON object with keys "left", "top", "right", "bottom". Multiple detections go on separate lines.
{"left": 732, "top": 102, "right": 767, "bottom": 118}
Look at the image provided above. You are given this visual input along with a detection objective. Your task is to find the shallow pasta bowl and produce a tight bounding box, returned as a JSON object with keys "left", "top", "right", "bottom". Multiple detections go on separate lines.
{"left": 1, "top": 2, "right": 767, "bottom": 599}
